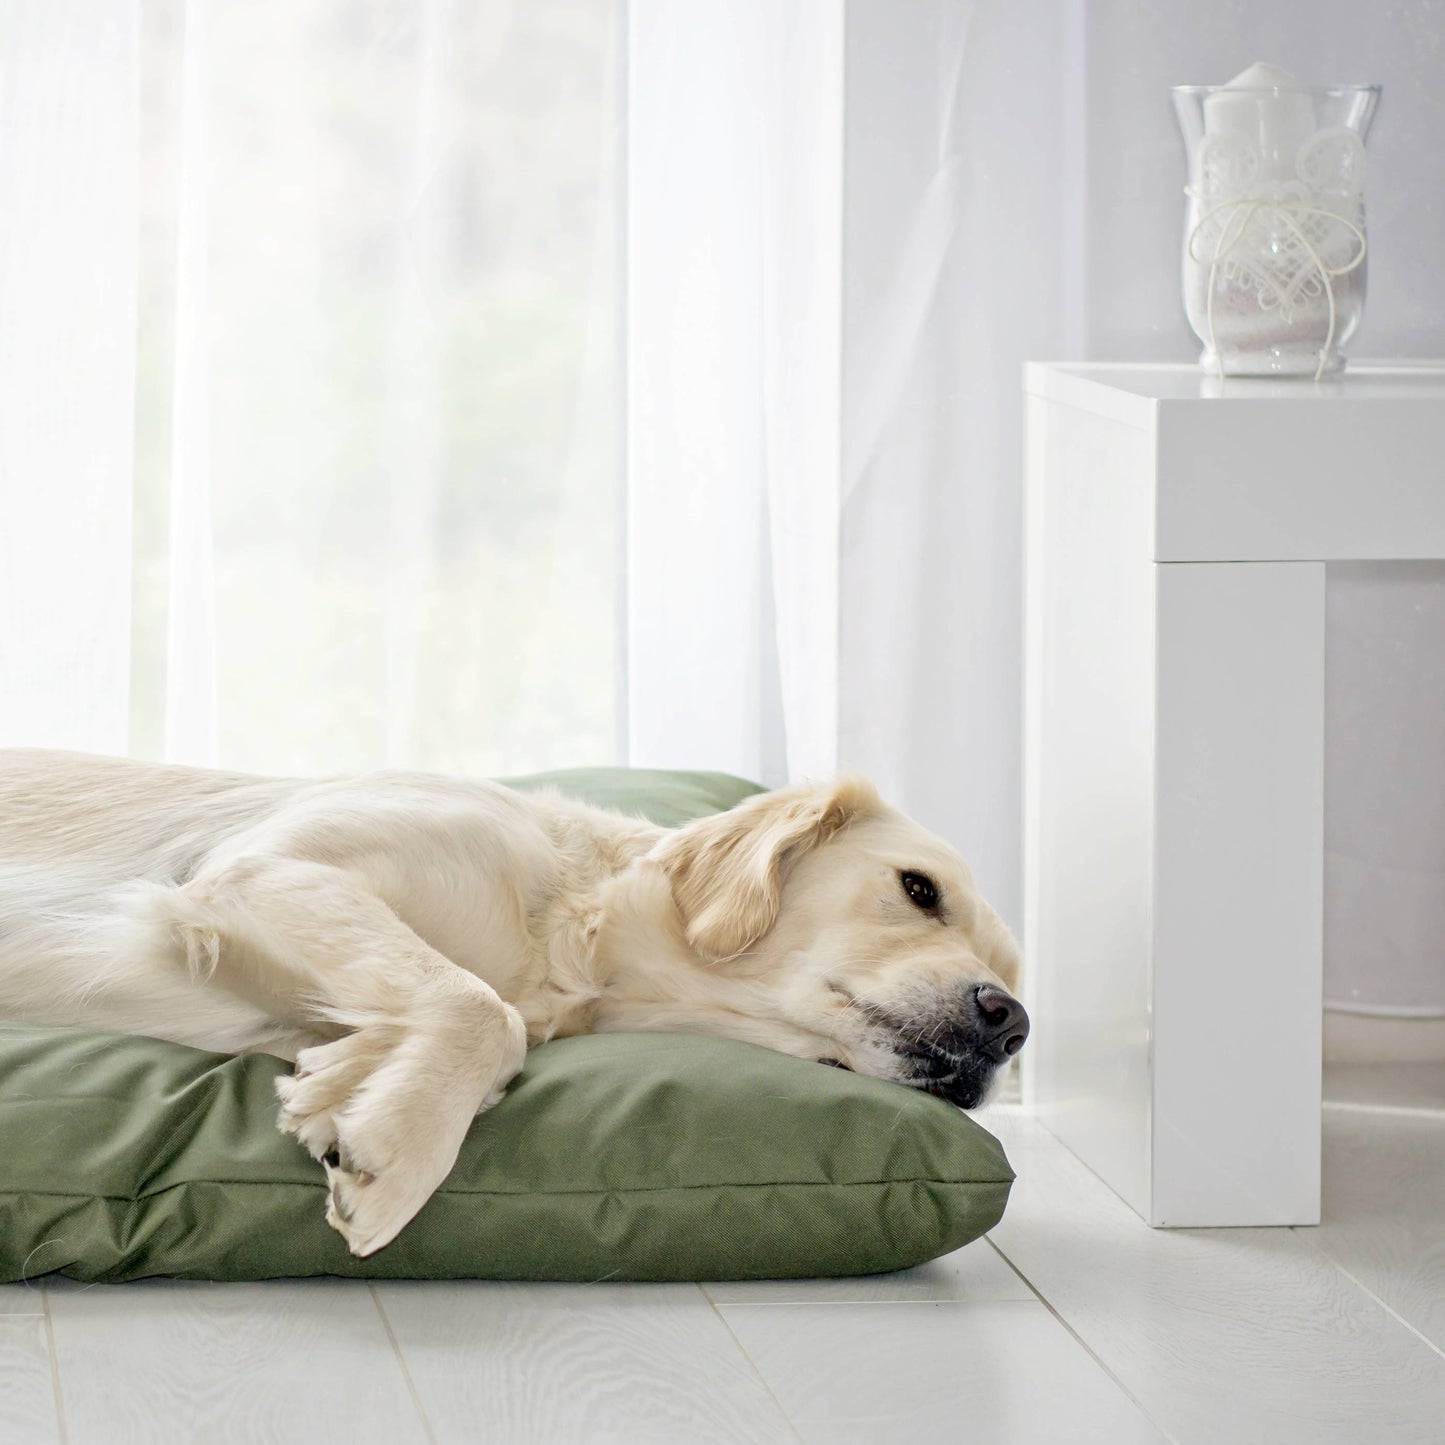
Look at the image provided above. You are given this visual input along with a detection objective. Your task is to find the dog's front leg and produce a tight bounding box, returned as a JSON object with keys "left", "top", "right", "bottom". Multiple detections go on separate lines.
{"left": 178, "top": 855, "right": 527, "bottom": 1256}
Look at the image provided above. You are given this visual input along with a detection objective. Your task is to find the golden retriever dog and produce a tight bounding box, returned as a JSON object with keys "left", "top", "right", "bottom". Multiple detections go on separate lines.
{"left": 0, "top": 749, "right": 1027, "bottom": 1257}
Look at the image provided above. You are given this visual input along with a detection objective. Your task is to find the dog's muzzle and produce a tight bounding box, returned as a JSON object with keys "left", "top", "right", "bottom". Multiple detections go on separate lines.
{"left": 897, "top": 983, "right": 1030, "bottom": 1110}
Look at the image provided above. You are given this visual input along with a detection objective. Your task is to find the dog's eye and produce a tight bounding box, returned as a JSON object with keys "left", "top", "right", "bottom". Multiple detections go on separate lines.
{"left": 900, "top": 870, "right": 939, "bottom": 911}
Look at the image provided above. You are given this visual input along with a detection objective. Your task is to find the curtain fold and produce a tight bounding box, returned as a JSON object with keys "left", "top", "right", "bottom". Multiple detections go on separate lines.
{"left": 0, "top": 1, "right": 140, "bottom": 755}
{"left": 837, "top": 0, "right": 1080, "bottom": 923}
{"left": 626, "top": 0, "right": 842, "bottom": 787}
{"left": 627, "top": 0, "right": 1077, "bottom": 919}
{"left": 164, "top": 0, "right": 217, "bottom": 766}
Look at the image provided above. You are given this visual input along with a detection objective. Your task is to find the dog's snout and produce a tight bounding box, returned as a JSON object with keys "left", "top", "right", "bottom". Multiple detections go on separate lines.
{"left": 973, "top": 983, "right": 1029, "bottom": 1062}
{"left": 892, "top": 985, "right": 1030, "bottom": 1108}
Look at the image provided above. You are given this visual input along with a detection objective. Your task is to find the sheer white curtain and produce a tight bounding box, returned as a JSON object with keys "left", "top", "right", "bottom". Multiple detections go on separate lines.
{"left": 626, "top": 0, "right": 1445, "bottom": 1014}
{"left": 627, "top": 0, "right": 1079, "bottom": 922}
{"left": 3, "top": 0, "right": 621, "bottom": 777}
{"left": 0, "top": 3, "right": 138, "bottom": 756}
{"left": 626, "top": 0, "right": 843, "bottom": 786}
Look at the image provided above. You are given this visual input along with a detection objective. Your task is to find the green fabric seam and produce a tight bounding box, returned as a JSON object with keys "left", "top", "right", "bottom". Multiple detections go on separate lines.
{"left": 0, "top": 1174, "right": 1011, "bottom": 1205}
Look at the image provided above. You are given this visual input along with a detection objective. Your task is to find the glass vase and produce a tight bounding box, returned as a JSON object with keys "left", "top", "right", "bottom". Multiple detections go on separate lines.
{"left": 1171, "top": 82, "right": 1380, "bottom": 379}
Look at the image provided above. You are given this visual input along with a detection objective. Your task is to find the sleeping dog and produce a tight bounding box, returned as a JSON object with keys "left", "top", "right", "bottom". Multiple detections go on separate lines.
{"left": 0, "top": 749, "right": 1028, "bottom": 1256}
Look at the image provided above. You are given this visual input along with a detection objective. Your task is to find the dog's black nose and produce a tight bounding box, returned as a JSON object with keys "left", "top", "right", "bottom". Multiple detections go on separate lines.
{"left": 973, "top": 984, "right": 1029, "bottom": 1063}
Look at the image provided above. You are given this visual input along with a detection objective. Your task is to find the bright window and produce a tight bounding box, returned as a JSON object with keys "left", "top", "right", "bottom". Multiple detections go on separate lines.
{"left": 129, "top": 0, "right": 621, "bottom": 775}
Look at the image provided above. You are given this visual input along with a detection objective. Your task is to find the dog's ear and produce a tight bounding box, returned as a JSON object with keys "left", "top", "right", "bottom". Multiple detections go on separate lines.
{"left": 652, "top": 775, "right": 882, "bottom": 963}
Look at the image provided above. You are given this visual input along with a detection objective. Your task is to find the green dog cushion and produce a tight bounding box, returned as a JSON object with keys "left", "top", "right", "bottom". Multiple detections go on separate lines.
{"left": 498, "top": 764, "right": 767, "bottom": 826}
{"left": 0, "top": 1026, "right": 1013, "bottom": 1284}
{"left": 0, "top": 766, "right": 1013, "bottom": 1284}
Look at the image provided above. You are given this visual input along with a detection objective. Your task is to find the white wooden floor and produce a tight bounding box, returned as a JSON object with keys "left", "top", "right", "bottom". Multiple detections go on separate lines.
{"left": 4, "top": 1063, "right": 1443, "bottom": 1445}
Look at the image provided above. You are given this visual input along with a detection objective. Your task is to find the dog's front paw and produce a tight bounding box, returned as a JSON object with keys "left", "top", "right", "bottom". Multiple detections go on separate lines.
{"left": 319, "top": 1138, "right": 435, "bottom": 1258}
{"left": 275, "top": 1010, "right": 527, "bottom": 1257}
{"left": 274, "top": 1029, "right": 394, "bottom": 1161}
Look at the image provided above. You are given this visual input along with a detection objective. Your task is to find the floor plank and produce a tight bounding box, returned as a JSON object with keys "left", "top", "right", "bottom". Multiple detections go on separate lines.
{"left": 0, "top": 1315, "right": 62, "bottom": 1445}
{"left": 374, "top": 1280, "right": 797, "bottom": 1444}
{"left": 1308, "top": 1094, "right": 1445, "bottom": 1353}
{"left": 703, "top": 1236, "right": 1032, "bottom": 1305}
{"left": 0, "top": 1282, "right": 48, "bottom": 1315}
{"left": 720, "top": 1299, "right": 1165, "bottom": 1444}
{"left": 973, "top": 1098, "right": 1063, "bottom": 1153}
{"left": 46, "top": 1279, "right": 429, "bottom": 1445}
{"left": 988, "top": 1121, "right": 1445, "bottom": 1445}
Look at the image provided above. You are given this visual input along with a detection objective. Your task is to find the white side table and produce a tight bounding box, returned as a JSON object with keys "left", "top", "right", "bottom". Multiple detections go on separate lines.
{"left": 1022, "top": 362, "right": 1445, "bottom": 1227}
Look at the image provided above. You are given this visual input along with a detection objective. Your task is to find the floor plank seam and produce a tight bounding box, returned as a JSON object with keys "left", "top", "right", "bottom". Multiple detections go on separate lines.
{"left": 699, "top": 1284, "right": 807, "bottom": 1444}
{"left": 366, "top": 1283, "right": 440, "bottom": 1445}
{"left": 982, "top": 1238, "right": 1182, "bottom": 1445}
{"left": 699, "top": 1296, "right": 1039, "bottom": 1307}
{"left": 1288, "top": 1227, "right": 1445, "bottom": 1365}
{"left": 0, "top": 1281, "right": 48, "bottom": 1317}
{"left": 39, "top": 1284, "right": 68, "bottom": 1445}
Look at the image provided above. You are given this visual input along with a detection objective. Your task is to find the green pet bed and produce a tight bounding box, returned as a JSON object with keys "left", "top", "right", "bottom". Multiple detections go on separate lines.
{"left": 0, "top": 767, "right": 1013, "bottom": 1285}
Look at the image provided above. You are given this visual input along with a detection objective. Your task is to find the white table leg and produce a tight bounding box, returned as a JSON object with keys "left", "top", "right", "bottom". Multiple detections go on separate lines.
{"left": 1023, "top": 398, "right": 1157, "bottom": 1218}
{"left": 1151, "top": 561, "right": 1324, "bottom": 1226}
{"left": 1025, "top": 551, "right": 1324, "bottom": 1226}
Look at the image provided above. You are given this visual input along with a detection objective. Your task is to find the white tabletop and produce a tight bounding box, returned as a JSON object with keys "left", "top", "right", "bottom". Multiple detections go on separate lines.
{"left": 1024, "top": 360, "right": 1445, "bottom": 562}
{"left": 1025, "top": 361, "right": 1445, "bottom": 428}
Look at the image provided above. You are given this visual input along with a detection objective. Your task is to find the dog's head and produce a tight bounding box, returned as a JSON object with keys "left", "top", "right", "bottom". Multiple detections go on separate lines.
{"left": 650, "top": 776, "right": 1026, "bottom": 1108}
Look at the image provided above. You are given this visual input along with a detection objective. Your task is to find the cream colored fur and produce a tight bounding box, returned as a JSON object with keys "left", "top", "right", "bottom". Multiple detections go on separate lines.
{"left": 0, "top": 749, "right": 1021, "bottom": 1256}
